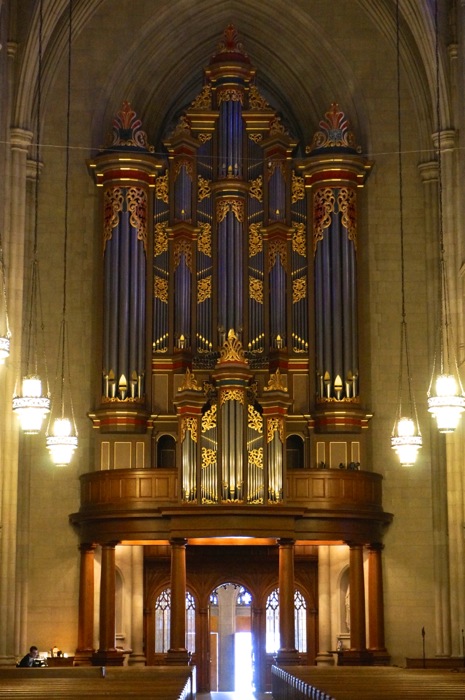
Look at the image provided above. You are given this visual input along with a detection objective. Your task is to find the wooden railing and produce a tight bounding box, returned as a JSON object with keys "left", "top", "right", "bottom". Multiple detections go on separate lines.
{"left": 79, "top": 467, "right": 383, "bottom": 513}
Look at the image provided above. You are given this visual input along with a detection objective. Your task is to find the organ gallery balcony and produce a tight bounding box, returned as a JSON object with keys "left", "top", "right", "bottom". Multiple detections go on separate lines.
{"left": 70, "top": 467, "right": 392, "bottom": 544}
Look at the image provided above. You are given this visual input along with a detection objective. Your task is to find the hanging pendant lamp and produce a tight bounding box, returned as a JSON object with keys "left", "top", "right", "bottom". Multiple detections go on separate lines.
{"left": 427, "top": 0, "right": 465, "bottom": 433}
{"left": 12, "top": 0, "right": 50, "bottom": 434}
{"left": 390, "top": 0, "right": 422, "bottom": 466}
{"left": 46, "top": 0, "right": 78, "bottom": 466}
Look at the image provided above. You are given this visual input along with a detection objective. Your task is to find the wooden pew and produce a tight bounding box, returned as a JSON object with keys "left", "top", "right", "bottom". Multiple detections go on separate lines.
{"left": 271, "top": 664, "right": 465, "bottom": 699}
{"left": 0, "top": 665, "right": 196, "bottom": 699}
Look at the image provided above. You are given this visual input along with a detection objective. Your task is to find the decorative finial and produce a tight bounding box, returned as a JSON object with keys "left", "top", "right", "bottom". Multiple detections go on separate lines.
{"left": 218, "top": 329, "right": 247, "bottom": 364}
{"left": 211, "top": 25, "right": 250, "bottom": 64}
{"left": 106, "top": 101, "right": 154, "bottom": 152}
{"left": 307, "top": 103, "right": 360, "bottom": 154}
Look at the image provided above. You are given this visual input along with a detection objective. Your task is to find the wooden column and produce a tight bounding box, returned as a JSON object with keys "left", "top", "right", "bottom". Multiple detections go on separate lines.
{"left": 167, "top": 538, "right": 189, "bottom": 664}
{"left": 92, "top": 543, "right": 123, "bottom": 666}
{"left": 349, "top": 543, "right": 366, "bottom": 652}
{"left": 367, "top": 543, "right": 390, "bottom": 662}
{"left": 275, "top": 538, "right": 299, "bottom": 665}
{"left": 74, "top": 543, "right": 96, "bottom": 665}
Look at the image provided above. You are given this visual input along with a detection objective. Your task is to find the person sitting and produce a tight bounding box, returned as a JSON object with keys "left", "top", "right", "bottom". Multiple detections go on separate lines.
{"left": 18, "top": 646, "right": 41, "bottom": 667}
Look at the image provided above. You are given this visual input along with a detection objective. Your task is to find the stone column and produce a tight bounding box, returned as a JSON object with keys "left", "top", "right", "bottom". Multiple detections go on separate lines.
{"left": 128, "top": 545, "right": 146, "bottom": 666}
{"left": 0, "top": 127, "right": 32, "bottom": 666}
{"left": 74, "top": 543, "right": 96, "bottom": 665}
{"left": 367, "top": 544, "right": 388, "bottom": 660}
{"left": 348, "top": 543, "right": 366, "bottom": 652}
{"left": 167, "top": 538, "right": 189, "bottom": 664}
{"left": 92, "top": 543, "right": 123, "bottom": 666}
{"left": 275, "top": 538, "right": 298, "bottom": 665}
{"left": 315, "top": 545, "right": 334, "bottom": 665}
{"left": 418, "top": 160, "right": 452, "bottom": 657}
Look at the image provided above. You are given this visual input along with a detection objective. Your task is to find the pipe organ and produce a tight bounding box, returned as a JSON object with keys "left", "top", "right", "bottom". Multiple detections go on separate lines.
{"left": 88, "top": 25, "right": 372, "bottom": 491}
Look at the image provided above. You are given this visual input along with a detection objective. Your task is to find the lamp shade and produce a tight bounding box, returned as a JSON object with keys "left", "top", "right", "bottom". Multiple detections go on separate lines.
{"left": 0, "top": 335, "right": 10, "bottom": 363}
{"left": 391, "top": 416, "right": 423, "bottom": 467}
{"left": 12, "top": 375, "right": 50, "bottom": 434}
{"left": 46, "top": 417, "right": 78, "bottom": 466}
{"left": 427, "top": 373, "right": 465, "bottom": 433}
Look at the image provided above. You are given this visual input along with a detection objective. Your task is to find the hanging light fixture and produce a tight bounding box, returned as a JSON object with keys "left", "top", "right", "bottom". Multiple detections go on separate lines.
{"left": 390, "top": 0, "right": 422, "bottom": 466}
{"left": 0, "top": 228, "right": 11, "bottom": 363}
{"left": 46, "top": 0, "right": 78, "bottom": 466}
{"left": 12, "top": 0, "right": 50, "bottom": 434}
{"left": 427, "top": 0, "right": 465, "bottom": 433}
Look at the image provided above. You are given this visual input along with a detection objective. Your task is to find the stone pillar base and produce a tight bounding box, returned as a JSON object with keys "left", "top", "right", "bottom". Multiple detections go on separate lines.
{"left": 165, "top": 649, "right": 191, "bottom": 665}
{"left": 274, "top": 649, "right": 300, "bottom": 666}
{"left": 91, "top": 650, "right": 125, "bottom": 666}
{"left": 73, "top": 649, "right": 94, "bottom": 666}
{"left": 128, "top": 653, "right": 147, "bottom": 666}
{"left": 315, "top": 652, "right": 335, "bottom": 666}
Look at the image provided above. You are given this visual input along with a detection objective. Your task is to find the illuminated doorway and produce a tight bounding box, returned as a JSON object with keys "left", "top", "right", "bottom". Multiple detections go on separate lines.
{"left": 209, "top": 583, "right": 253, "bottom": 692}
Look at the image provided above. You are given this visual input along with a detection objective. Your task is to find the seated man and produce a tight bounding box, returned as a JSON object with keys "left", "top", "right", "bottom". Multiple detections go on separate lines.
{"left": 18, "top": 646, "right": 41, "bottom": 667}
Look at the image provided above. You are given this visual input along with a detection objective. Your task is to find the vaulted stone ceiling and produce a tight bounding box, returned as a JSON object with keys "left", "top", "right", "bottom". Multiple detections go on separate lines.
{"left": 10, "top": 0, "right": 449, "bottom": 161}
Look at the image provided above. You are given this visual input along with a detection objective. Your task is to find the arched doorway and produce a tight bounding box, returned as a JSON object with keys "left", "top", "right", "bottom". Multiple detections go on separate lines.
{"left": 209, "top": 582, "right": 253, "bottom": 693}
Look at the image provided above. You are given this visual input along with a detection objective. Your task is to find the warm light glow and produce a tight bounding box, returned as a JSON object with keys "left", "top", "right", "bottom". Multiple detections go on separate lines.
{"left": 0, "top": 335, "right": 10, "bottom": 363}
{"left": 46, "top": 417, "right": 78, "bottom": 466}
{"left": 12, "top": 376, "right": 50, "bottom": 434}
{"left": 428, "top": 373, "right": 465, "bottom": 433}
{"left": 391, "top": 417, "right": 422, "bottom": 467}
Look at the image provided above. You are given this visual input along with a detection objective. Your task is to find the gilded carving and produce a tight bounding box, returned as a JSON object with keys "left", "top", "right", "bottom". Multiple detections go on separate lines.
{"left": 313, "top": 188, "right": 335, "bottom": 253}
{"left": 198, "top": 133, "right": 213, "bottom": 144}
{"left": 248, "top": 447, "right": 263, "bottom": 469}
{"left": 293, "top": 276, "right": 307, "bottom": 303}
{"left": 173, "top": 158, "right": 193, "bottom": 178}
{"left": 267, "top": 417, "right": 284, "bottom": 443}
{"left": 264, "top": 368, "right": 288, "bottom": 393}
{"left": 248, "top": 84, "right": 270, "bottom": 110}
{"left": 269, "top": 115, "right": 288, "bottom": 135}
{"left": 249, "top": 175, "right": 263, "bottom": 202}
{"left": 292, "top": 222, "right": 307, "bottom": 257}
{"left": 190, "top": 84, "right": 212, "bottom": 109}
{"left": 171, "top": 114, "right": 191, "bottom": 137}
{"left": 220, "top": 388, "right": 245, "bottom": 405}
{"left": 103, "top": 187, "right": 124, "bottom": 249}
{"left": 248, "top": 404, "right": 263, "bottom": 433}
{"left": 216, "top": 198, "right": 244, "bottom": 223}
{"left": 197, "top": 275, "right": 212, "bottom": 302}
{"left": 249, "top": 276, "right": 263, "bottom": 304}
{"left": 127, "top": 187, "right": 147, "bottom": 252}
{"left": 174, "top": 239, "right": 193, "bottom": 271}
{"left": 154, "top": 276, "right": 168, "bottom": 303}
{"left": 248, "top": 222, "right": 263, "bottom": 257}
{"left": 267, "top": 159, "right": 285, "bottom": 181}
{"left": 217, "top": 87, "right": 244, "bottom": 105}
{"left": 181, "top": 416, "right": 198, "bottom": 443}
{"left": 202, "top": 404, "right": 217, "bottom": 432}
{"left": 202, "top": 447, "right": 217, "bottom": 468}
{"left": 155, "top": 172, "right": 169, "bottom": 203}
{"left": 338, "top": 187, "right": 357, "bottom": 249}
{"left": 268, "top": 239, "right": 287, "bottom": 269}
{"left": 219, "top": 329, "right": 246, "bottom": 363}
{"left": 198, "top": 175, "right": 212, "bottom": 201}
{"left": 154, "top": 222, "right": 169, "bottom": 257}
{"left": 291, "top": 171, "right": 305, "bottom": 203}
{"left": 248, "top": 133, "right": 263, "bottom": 144}
{"left": 178, "top": 367, "right": 203, "bottom": 392}
{"left": 198, "top": 222, "right": 212, "bottom": 256}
